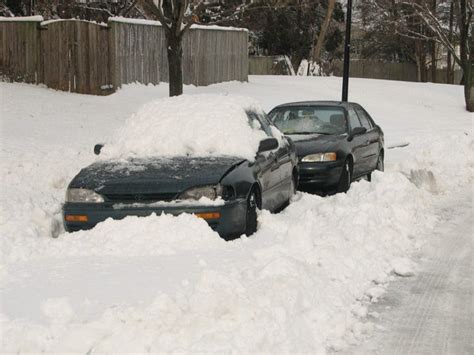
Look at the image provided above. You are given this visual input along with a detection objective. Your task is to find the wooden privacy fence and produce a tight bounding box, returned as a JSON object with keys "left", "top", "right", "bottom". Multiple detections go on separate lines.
{"left": 0, "top": 17, "right": 40, "bottom": 84}
{"left": 332, "top": 60, "right": 463, "bottom": 84}
{"left": 0, "top": 17, "right": 248, "bottom": 95}
{"left": 40, "top": 20, "right": 111, "bottom": 95}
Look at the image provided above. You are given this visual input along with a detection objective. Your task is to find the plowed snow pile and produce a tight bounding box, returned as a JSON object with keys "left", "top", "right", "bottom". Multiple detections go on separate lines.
{"left": 0, "top": 77, "right": 472, "bottom": 353}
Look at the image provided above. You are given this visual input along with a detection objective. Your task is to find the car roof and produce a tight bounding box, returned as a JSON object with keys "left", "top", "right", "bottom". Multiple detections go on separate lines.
{"left": 271, "top": 100, "right": 356, "bottom": 109}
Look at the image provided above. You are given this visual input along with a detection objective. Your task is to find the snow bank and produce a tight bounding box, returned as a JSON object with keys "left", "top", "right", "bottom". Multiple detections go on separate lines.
{"left": 100, "top": 95, "right": 268, "bottom": 161}
{"left": 47, "top": 213, "right": 225, "bottom": 257}
{"left": 0, "top": 172, "right": 436, "bottom": 352}
{"left": 0, "top": 78, "right": 472, "bottom": 353}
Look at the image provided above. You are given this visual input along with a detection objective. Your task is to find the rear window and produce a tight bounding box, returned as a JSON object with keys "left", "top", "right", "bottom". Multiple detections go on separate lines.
{"left": 268, "top": 106, "right": 347, "bottom": 135}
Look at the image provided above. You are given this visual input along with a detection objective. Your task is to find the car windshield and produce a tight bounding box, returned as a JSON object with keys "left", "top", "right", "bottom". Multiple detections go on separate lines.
{"left": 268, "top": 106, "right": 347, "bottom": 135}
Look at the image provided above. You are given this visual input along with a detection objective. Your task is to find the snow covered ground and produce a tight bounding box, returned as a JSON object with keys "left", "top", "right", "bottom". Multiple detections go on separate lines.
{"left": 0, "top": 76, "right": 472, "bottom": 353}
{"left": 350, "top": 189, "right": 473, "bottom": 354}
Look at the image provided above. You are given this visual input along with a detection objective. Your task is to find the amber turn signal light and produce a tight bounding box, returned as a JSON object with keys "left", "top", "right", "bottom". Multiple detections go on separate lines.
{"left": 195, "top": 212, "right": 221, "bottom": 220}
{"left": 65, "top": 215, "right": 89, "bottom": 222}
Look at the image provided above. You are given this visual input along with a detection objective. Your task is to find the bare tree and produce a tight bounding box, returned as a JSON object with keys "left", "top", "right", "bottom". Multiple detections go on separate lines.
{"left": 396, "top": 0, "right": 472, "bottom": 110}
{"left": 365, "top": 0, "right": 472, "bottom": 111}
{"left": 140, "top": 0, "right": 204, "bottom": 96}
{"left": 430, "top": 0, "right": 437, "bottom": 82}
{"left": 309, "top": 0, "right": 335, "bottom": 70}
{"left": 11, "top": 0, "right": 144, "bottom": 22}
{"left": 0, "top": 2, "right": 14, "bottom": 16}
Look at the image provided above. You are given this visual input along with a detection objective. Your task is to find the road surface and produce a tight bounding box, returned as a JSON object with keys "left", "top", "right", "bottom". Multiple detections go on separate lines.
{"left": 349, "top": 191, "right": 473, "bottom": 355}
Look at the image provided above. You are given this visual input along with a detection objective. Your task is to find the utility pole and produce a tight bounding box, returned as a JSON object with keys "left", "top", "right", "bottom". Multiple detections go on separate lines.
{"left": 341, "top": 0, "right": 353, "bottom": 102}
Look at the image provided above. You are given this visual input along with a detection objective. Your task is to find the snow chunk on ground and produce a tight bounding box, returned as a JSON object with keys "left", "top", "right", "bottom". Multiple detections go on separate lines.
{"left": 391, "top": 257, "right": 416, "bottom": 277}
{"left": 101, "top": 95, "right": 268, "bottom": 161}
{"left": 366, "top": 286, "right": 386, "bottom": 301}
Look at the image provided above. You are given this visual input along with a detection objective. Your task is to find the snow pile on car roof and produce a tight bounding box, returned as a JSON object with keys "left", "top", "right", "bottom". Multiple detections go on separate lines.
{"left": 100, "top": 95, "right": 268, "bottom": 161}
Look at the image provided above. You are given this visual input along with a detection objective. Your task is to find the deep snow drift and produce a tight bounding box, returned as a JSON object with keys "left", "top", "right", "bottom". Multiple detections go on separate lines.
{"left": 0, "top": 76, "right": 472, "bottom": 353}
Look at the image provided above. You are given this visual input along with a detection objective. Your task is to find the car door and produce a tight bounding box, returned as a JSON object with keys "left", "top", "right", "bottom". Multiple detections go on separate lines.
{"left": 354, "top": 105, "right": 379, "bottom": 171}
{"left": 347, "top": 106, "right": 370, "bottom": 177}
{"left": 259, "top": 113, "right": 294, "bottom": 201}
{"left": 248, "top": 112, "right": 282, "bottom": 211}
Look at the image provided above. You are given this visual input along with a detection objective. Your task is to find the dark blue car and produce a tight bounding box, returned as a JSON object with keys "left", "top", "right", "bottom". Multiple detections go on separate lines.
{"left": 268, "top": 101, "right": 384, "bottom": 193}
{"left": 64, "top": 105, "right": 298, "bottom": 240}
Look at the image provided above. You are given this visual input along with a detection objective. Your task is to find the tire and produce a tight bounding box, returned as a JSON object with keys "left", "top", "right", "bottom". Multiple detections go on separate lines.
{"left": 281, "top": 175, "right": 297, "bottom": 210}
{"left": 376, "top": 152, "right": 384, "bottom": 172}
{"left": 291, "top": 172, "right": 298, "bottom": 194}
{"left": 368, "top": 152, "right": 384, "bottom": 181}
{"left": 290, "top": 176, "right": 296, "bottom": 195}
{"left": 337, "top": 160, "right": 352, "bottom": 193}
{"left": 287, "top": 174, "right": 297, "bottom": 201}
{"left": 245, "top": 190, "right": 258, "bottom": 236}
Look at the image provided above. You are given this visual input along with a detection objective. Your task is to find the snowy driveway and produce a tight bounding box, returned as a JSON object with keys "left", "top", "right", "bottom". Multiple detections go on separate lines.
{"left": 1, "top": 77, "right": 472, "bottom": 352}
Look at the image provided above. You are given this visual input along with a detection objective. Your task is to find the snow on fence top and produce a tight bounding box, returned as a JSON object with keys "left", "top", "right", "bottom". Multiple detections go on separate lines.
{"left": 0, "top": 16, "right": 44, "bottom": 22}
{"left": 101, "top": 95, "right": 267, "bottom": 161}
{"left": 109, "top": 16, "right": 248, "bottom": 32}
{"left": 0, "top": 16, "right": 247, "bottom": 32}
{"left": 40, "top": 18, "right": 108, "bottom": 27}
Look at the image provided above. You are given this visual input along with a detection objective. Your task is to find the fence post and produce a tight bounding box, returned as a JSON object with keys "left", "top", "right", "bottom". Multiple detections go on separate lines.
{"left": 108, "top": 20, "right": 119, "bottom": 91}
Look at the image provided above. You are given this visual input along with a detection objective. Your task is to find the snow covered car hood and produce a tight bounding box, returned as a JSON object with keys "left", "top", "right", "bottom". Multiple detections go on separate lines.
{"left": 288, "top": 134, "right": 346, "bottom": 157}
{"left": 68, "top": 156, "right": 245, "bottom": 196}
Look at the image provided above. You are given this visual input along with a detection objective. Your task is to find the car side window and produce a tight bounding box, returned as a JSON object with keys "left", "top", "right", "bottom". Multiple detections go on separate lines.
{"left": 355, "top": 107, "right": 373, "bottom": 130}
{"left": 247, "top": 111, "right": 272, "bottom": 137}
{"left": 348, "top": 107, "right": 362, "bottom": 130}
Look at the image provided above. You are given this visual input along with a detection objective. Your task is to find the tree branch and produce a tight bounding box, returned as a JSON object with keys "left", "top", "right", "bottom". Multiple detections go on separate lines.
{"left": 121, "top": 0, "right": 139, "bottom": 16}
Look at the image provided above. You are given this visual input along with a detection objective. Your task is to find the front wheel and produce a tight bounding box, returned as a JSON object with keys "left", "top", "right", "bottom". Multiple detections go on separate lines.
{"left": 376, "top": 153, "right": 384, "bottom": 172}
{"left": 337, "top": 160, "right": 352, "bottom": 193}
{"left": 368, "top": 153, "right": 384, "bottom": 181}
{"left": 287, "top": 175, "right": 297, "bottom": 202}
{"left": 245, "top": 190, "right": 258, "bottom": 236}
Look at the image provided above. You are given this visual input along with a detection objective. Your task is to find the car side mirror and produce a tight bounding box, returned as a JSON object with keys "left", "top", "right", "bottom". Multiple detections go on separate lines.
{"left": 352, "top": 127, "right": 367, "bottom": 136}
{"left": 258, "top": 138, "right": 279, "bottom": 153}
{"left": 348, "top": 127, "right": 367, "bottom": 141}
{"left": 94, "top": 144, "right": 104, "bottom": 155}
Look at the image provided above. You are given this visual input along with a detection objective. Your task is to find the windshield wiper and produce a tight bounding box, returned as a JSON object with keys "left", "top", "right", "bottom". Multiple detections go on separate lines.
{"left": 286, "top": 131, "right": 331, "bottom": 135}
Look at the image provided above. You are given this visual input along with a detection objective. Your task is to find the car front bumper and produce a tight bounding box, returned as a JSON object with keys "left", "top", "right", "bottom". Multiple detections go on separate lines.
{"left": 63, "top": 199, "right": 248, "bottom": 240}
{"left": 297, "top": 161, "right": 343, "bottom": 190}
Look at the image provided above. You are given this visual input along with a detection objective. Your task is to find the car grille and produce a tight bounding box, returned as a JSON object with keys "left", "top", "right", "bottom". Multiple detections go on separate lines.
{"left": 104, "top": 192, "right": 178, "bottom": 202}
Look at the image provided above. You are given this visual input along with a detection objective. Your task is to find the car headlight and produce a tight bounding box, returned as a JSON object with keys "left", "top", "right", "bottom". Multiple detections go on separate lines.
{"left": 66, "top": 188, "right": 104, "bottom": 203}
{"left": 179, "top": 185, "right": 225, "bottom": 201}
{"left": 301, "top": 152, "right": 337, "bottom": 162}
